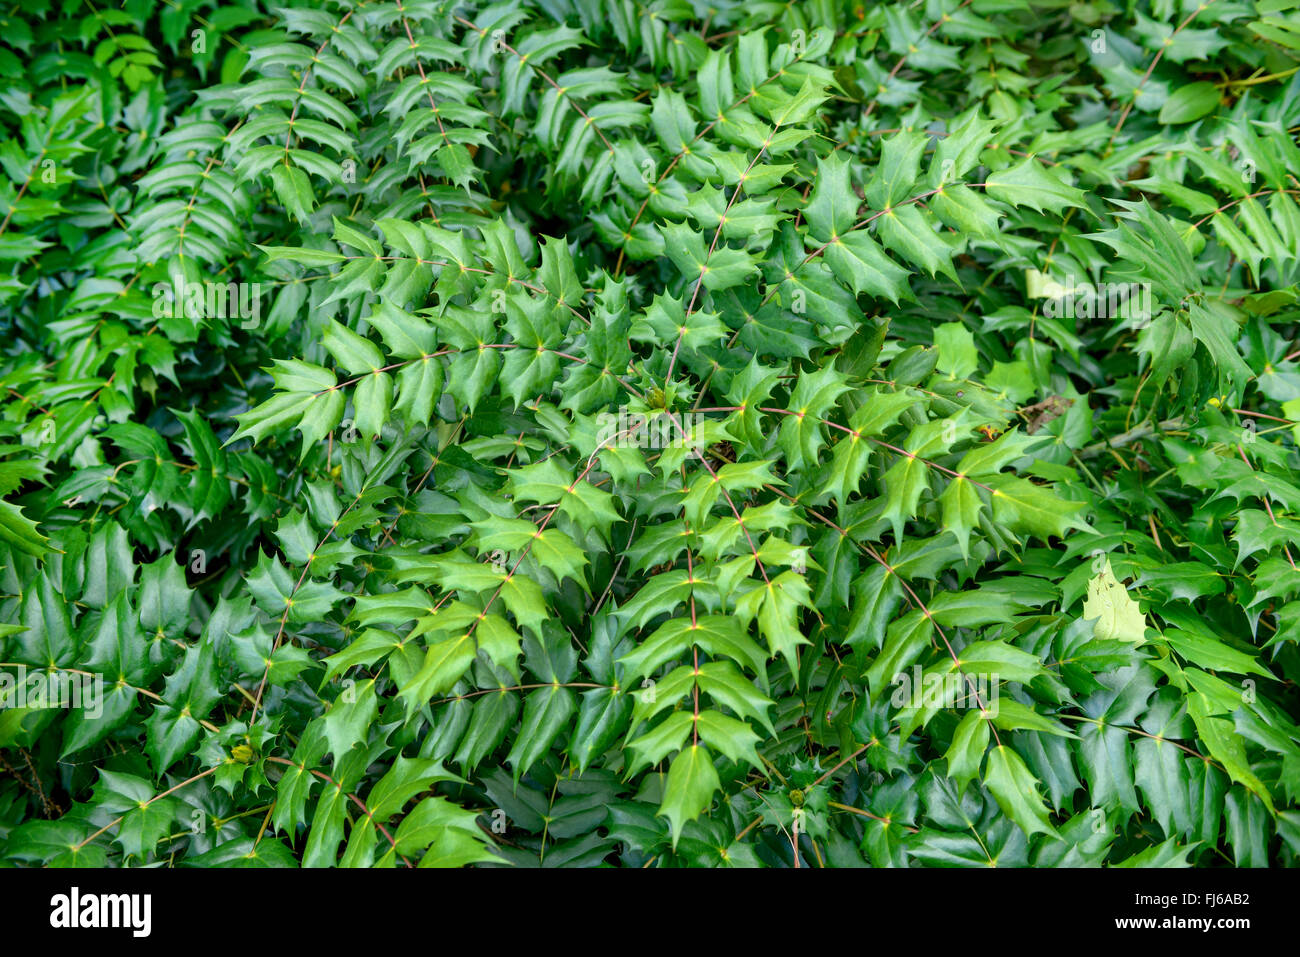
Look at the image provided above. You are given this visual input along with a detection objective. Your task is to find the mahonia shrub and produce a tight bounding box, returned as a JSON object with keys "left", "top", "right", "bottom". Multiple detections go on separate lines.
{"left": 1, "top": 0, "right": 1299, "bottom": 868}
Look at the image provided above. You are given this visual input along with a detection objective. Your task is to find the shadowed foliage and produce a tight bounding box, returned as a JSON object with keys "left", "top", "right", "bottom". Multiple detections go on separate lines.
{"left": 1, "top": 0, "right": 1299, "bottom": 868}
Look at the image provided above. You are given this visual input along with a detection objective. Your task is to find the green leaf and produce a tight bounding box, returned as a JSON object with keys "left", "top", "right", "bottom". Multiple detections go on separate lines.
{"left": 876, "top": 204, "right": 960, "bottom": 282}
{"left": 822, "top": 232, "right": 912, "bottom": 303}
{"left": 803, "top": 153, "right": 861, "bottom": 242}
{"left": 988, "top": 475, "right": 1090, "bottom": 543}
{"left": 506, "top": 685, "right": 576, "bottom": 781}
{"left": 944, "top": 710, "right": 989, "bottom": 794}
{"left": 0, "top": 500, "right": 47, "bottom": 556}
{"left": 984, "top": 158, "right": 1087, "bottom": 215}
{"left": 1188, "top": 696, "right": 1275, "bottom": 813}
{"left": 1159, "top": 82, "right": 1220, "bottom": 124}
{"left": 270, "top": 163, "right": 315, "bottom": 223}
{"left": 658, "top": 745, "right": 722, "bottom": 848}
{"left": 983, "top": 745, "right": 1060, "bottom": 840}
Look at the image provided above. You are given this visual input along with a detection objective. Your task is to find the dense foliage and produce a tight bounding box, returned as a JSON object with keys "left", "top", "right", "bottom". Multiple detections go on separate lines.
{"left": 1, "top": 0, "right": 1299, "bottom": 869}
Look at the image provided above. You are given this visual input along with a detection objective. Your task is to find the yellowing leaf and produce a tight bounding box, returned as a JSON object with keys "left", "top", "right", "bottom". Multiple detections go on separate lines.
{"left": 1082, "top": 559, "right": 1147, "bottom": 644}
